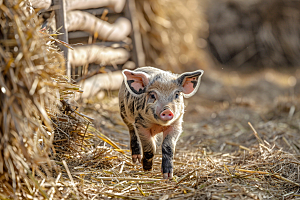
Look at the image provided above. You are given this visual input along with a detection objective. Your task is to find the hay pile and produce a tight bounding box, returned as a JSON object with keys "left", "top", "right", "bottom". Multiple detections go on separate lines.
{"left": 51, "top": 132, "right": 300, "bottom": 199}
{"left": 66, "top": 98, "right": 300, "bottom": 199}
{"left": 0, "top": 0, "right": 84, "bottom": 198}
{"left": 135, "top": 0, "right": 209, "bottom": 72}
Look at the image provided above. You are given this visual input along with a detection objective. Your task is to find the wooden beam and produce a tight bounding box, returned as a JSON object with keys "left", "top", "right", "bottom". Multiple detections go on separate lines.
{"left": 124, "top": 0, "right": 145, "bottom": 68}
{"left": 54, "top": 0, "right": 71, "bottom": 79}
{"left": 81, "top": 7, "right": 114, "bottom": 16}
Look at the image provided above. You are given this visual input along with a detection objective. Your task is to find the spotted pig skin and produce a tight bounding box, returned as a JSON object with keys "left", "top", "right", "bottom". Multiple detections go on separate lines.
{"left": 119, "top": 66, "right": 204, "bottom": 179}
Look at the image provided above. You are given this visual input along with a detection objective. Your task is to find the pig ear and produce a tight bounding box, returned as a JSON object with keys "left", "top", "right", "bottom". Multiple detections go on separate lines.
{"left": 177, "top": 70, "right": 204, "bottom": 98}
{"left": 122, "top": 69, "right": 150, "bottom": 96}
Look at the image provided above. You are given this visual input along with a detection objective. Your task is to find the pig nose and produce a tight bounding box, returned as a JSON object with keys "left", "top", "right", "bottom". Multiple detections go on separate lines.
{"left": 160, "top": 109, "right": 174, "bottom": 121}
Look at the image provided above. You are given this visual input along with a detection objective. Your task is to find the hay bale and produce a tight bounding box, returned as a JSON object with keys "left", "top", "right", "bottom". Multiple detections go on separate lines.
{"left": 135, "top": 0, "right": 209, "bottom": 72}
{"left": 0, "top": 0, "right": 81, "bottom": 198}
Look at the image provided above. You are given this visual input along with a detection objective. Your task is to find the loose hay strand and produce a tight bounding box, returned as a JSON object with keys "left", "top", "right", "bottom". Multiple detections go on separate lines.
{"left": 248, "top": 122, "right": 264, "bottom": 144}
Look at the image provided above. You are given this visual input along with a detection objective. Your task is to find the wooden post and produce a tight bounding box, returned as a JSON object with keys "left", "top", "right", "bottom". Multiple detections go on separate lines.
{"left": 125, "top": 0, "right": 145, "bottom": 68}
{"left": 54, "top": 0, "right": 71, "bottom": 79}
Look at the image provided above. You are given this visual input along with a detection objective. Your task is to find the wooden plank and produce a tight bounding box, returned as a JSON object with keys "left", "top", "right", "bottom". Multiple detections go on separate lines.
{"left": 68, "top": 32, "right": 128, "bottom": 47}
{"left": 124, "top": 0, "right": 145, "bottom": 68}
{"left": 81, "top": 7, "right": 114, "bottom": 16}
{"left": 54, "top": 0, "right": 71, "bottom": 78}
{"left": 68, "top": 31, "right": 91, "bottom": 39}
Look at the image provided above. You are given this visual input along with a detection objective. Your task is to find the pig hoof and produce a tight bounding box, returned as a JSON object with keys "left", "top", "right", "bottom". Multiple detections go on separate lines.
{"left": 162, "top": 169, "right": 173, "bottom": 179}
{"left": 142, "top": 164, "right": 153, "bottom": 171}
{"left": 163, "top": 172, "right": 173, "bottom": 179}
{"left": 132, "top": 154, "right": 142, "bottom": 163}
{"left": 142, "top": 157, "right": 153, "bottom": 171}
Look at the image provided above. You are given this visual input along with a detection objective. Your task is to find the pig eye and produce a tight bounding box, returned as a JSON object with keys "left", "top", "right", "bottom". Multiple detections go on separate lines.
{"left": 148, "top": 92, "right": 156, "bottom": 103}
{"left": 150, "top": 94, "right": 156, "bottom": 100}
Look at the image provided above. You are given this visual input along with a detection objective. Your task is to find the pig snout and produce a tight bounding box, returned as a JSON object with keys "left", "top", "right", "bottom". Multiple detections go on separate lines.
{"left": 160, "top": 108, "right": 174, "bottom": 121}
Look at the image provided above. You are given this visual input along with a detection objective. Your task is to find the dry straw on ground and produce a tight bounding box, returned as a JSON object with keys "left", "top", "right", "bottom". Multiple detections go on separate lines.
{"left": 1, "top": 0, "right": 300, "bottom": 199}
{"left": 53, "top": 112, "right": 300, "bottom": 199}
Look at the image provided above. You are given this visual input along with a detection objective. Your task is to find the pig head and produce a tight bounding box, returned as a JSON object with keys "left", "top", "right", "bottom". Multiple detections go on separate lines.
{"left": 119, "top": 66, "right": 203, "bottom": 179}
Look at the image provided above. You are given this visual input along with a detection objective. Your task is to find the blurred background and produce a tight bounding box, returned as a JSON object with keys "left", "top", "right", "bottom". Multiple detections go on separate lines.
{"left": 207, "top": 0, "right": 300, "bottom": 72}
{"left": 60, "top": 0, "right": 300, "bottom": 151}
{"left": 134, "top": 0, "right": 300, "bottom": 73}
{"left": 39, "top": 0, "right": 299, "bottom": 152}
{"left": 55, "top": 0, "right": 300, "bottom": 73}
{"left": 38, "top": 0, "right": 300, "bottom": 83}
{"left": 37, "top": 0, "right": 300, "bottom": 145}
{"left": 8, "top": 0, "right": 300, "bottom": 150}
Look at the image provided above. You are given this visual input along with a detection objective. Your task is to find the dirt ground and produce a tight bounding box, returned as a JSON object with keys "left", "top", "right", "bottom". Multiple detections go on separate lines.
{"left": 83, "top": 67, "right": 300, "bottom": 155}
{"left": 78, "top": 67, "right": 300, "bottom": 199}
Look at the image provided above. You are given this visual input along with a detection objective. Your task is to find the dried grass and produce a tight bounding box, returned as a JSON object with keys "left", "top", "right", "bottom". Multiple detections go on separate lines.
{"left": 0, "top": 0, "right": 81, "bottom": 198}
{"left": 1, "top": 0, "right": 299, "bottom": 199}
{"left": 19, "top": 119, "right": 296, "bottom": 199}
{"left": 47, "top": 121, "right": 299, "bottom": 199}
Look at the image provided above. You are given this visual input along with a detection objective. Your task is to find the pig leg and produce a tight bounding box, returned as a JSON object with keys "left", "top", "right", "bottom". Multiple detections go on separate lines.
{"left": 128, "top": 123, "right": 142, "bottom": 163}
{"left": 120, "top": 113, "right": 141, "bottom": 163}
{"left": 135, "top": 125, "right": 156, "bottom": 171}
{"left": 162, "top": 125, "right": 181, "bottom": 179}
{"left": 161, "top": 135, "right": 175, "bottom": 179}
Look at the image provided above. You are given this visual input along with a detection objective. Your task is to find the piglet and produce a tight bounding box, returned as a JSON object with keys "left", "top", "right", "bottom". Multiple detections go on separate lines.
{"left": 119, "top": 66, "right": 204, "bottom": 179}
